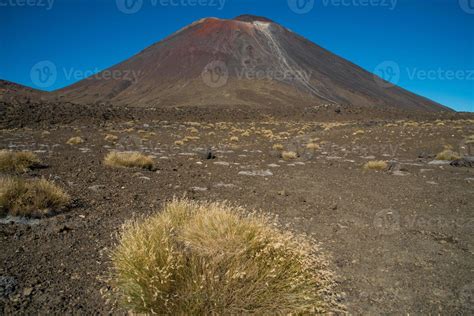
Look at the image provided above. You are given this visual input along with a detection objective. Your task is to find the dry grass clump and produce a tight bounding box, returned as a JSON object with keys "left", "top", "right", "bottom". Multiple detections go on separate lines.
{"left": 363, "top": 160, "right": 388, "bottom": 171}
{"left": 111, "top": 199, "right": 335, "bottom": 314}
{"left": 306, "top": 143, "right": 320, "bottom": 150}
{"left": 353, "top": 130, "right": 365, "bottom": 136}
{"left": 104, "top": 134, "right": 119, "bottom": 142}
{"left": 272, "top": 144, "right": 284, "bottom": 151}
{"left": 187, "top": 127, "right": 199, "bottom": 134}
{"left": 0, "top": 150, "right": 41, "bottom": 172}
{"left": 230, "top": 136, "right": 239, "bottom": 142}
{"left": 175, "top": 140, "right": 184, "bottom": 146}
{"left": 435, "top": 149, "right": 461, "bottom": 161}
{"left": 66, "top": 136, "right": 85, "bottom": 145}
{"left": 104, "top": 152, "right": 155, "bottom": 170}
{"left": 403, "top": 121, "right": 419, "bottom": 127}
{"left": 281, "top": 151, "right": 298, "bottom": 160}
{"left": 183, "top": 136, "right": 200, "bottom": 142}
{"left": 0, "top": 177, "right": 70, "bottom": 217}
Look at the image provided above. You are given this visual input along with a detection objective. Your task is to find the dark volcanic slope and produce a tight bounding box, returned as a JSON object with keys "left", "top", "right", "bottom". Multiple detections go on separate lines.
{"left": 55, "top": 15, "right": 449, "bottom": 112}
{"left": 0, "top": 80, "right": 46, "bottom": 103}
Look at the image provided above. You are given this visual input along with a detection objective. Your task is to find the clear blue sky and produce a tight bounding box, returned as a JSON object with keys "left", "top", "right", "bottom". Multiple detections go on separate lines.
{"left": 0, "top": 0, "right": 472, "bottom": 112}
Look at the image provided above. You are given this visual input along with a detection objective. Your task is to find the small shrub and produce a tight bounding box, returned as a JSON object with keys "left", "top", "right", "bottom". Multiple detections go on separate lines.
{"left": 175, "top": 140, "right": 184, "bottom": 146}
{"left": 184, "top": 136, "right": 200, "bottom": 142}
{"left": 66, "top": 136, "right": 85, "bottom": 145}
{"left": 436, "top": 149, "right": 460, "bottom": 161}
{"left": 0, "top": 150, "right": 41, "bottom": 172}
{"left": 281, "top": 151, "right": 298, "bottom": 160}
{"left": 272, "top": 144, "right": 284, "bottom": 151}
{"left": 363, "top": 160, "right": 388, "bottom": 171}
{"left": 104, "top": 134, "right": 119, "bottom": 142}
{"left": 306, "top": 143, "right": 320, "bottom": 150}
{"left": 111, "top": 199, "right": 336, "bottom": 314}
{"left": 104, "top": 152, "right": 155, "bottom": 170}
{"left": 230, "top": 136, "right": 239, "bottom": 142}
{"left": 0, "top": 177, "right": 70, "bottom": 217}
{"left": 187, "top": 127, "right": 199, "bottom": 134}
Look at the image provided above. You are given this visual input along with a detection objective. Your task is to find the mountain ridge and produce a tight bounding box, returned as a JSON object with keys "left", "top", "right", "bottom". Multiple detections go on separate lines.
{"left": 4, "top": 15, "right": 453, "bottom": 112}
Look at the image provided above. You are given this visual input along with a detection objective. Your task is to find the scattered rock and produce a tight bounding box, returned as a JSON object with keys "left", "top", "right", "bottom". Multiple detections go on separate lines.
{"left": 392, "top": 171, "right": 410, "bottom": 176}
{"left": 22, "top": 287, "right": 33, "bottom": 297}
{"left": 214, "top": 161, "right": 230, "bottom": 166}
{"left": 88, "top": 185, "right": 106, "bottom": 192}
{"left": 191, "top": 186, "right": 208, "bottom": 192}
{"left": 450, "top": 157, "right": 474, "bottom": 168}
{"left": 428, "top": 160, "right": 451, "bottom": 165}
{"left": 238, "top": 170, "right": 273, "bottom": 177}
{"left": 198, "top": 148, "right": 216, "bottom": 160}
{"left": 0, "top": 276, "right": 17, "bottom": 298}
{"left": 268, "top": 163, "right": 280, "bottom": 168}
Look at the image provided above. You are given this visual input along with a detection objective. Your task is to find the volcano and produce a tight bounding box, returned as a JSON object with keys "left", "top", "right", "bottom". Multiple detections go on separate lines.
{"left": 54, "top": 15, "right": 449, "bottom": 112}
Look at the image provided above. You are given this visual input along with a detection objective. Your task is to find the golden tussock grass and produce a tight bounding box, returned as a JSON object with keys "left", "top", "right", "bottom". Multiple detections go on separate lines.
{"left": 175, "top": 140, "right": 184, "bottom": 146}
{"left": 0, "top": 150, "right": 41, "bottom": 172}
{"left": 272, "top": 144, "right": 284, "bottom": 151}
{"left": 104, "top": 134, "right": 119, "bottom": 142}
{"left": 0, "top": 177, "right": 70, "bottom": 217}
{"left": 230, "top": 136, "right": 239, "bottom": 142}
{"left": 104, "top": 152, "right": 155, "bottom": 170}
{"left": 111, "top": 198, "right": 336, "bottom": 314}
{"left": 66, "top": 136, "right": 85, "bottom": 145}
{"left": 184, "top": 136, "right": 200, "bottom": 141}
{"left": 281, "top": 151, "right": 298, "bottom": 160}
{"left": 187, "top": 127, "right": 199, "bottom": 134}
{"left": 306, "top": 143, "right": 320, "bottom": 150}
{"left": 363, "top": 160, "right": 388, "bottom": 171}
{"left": 435, "top": 149, "right": 460, "bottom": 161}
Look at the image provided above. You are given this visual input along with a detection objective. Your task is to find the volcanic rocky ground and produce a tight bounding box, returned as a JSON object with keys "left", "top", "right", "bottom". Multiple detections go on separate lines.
{"left": 0, "top": 110, "right": 473, "bottom": 314}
